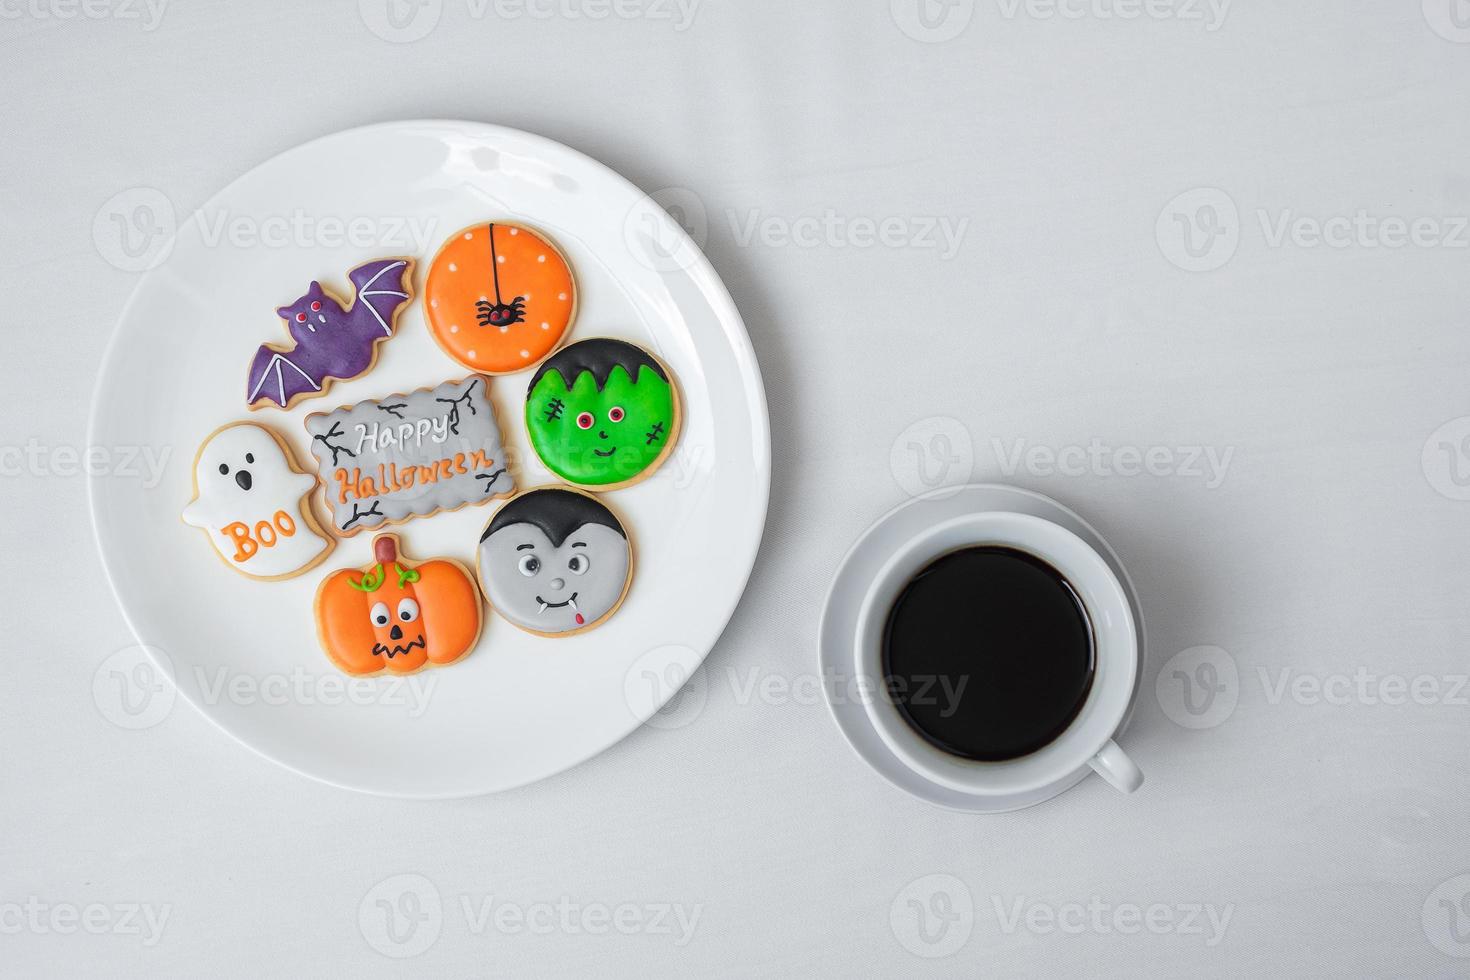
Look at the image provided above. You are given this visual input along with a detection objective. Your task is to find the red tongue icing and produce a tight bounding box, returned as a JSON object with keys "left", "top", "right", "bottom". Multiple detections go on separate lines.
{"left": 574, "top": 613, "right": 585, "bottom": 625}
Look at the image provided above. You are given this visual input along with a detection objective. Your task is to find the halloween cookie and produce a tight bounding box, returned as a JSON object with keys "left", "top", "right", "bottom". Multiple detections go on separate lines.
{"left": 315, "top": 533, "right": 482, "bottom": 676}
{"left": 304, "top": 376, "right": 515, "bottom": 536}
{"left": 524, "top": 338, "right": 681, "bottom": 490}
{"left": 424, "top": 222, "right": 576, "bottom": 375}
{"left": 182, "top": 421, "right": 334, "bottom": 580}
{"left": 477, "top": 487, "right": 632, "bottom": 636}
{"left": 247, "top": 257, "right": 414, "bottom": 410}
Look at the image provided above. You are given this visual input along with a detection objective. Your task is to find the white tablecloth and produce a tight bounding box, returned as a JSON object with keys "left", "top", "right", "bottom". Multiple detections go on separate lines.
{"left": 3, "top": 1, "right": 1468, "bottom": 974}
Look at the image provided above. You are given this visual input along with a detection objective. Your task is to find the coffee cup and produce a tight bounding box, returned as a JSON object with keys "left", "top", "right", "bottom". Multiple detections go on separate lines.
{"left": 852, "top": 510, "right": 1142, "bottom": 796}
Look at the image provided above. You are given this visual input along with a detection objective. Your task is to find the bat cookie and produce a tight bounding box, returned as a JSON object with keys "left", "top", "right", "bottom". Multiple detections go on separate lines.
{"left": 304, "top": 376, "right": 515, "bottom": 536}
{"left": 477, "top": 487, "right": 632, "bottom": 637}
{"left": 524, "top": 338, "right": 681, "bottom": 490}
{"left": 246, "top": 257, "right": 413, "bottom": 410}
{"left": 424, "top": 222, "right": 576, "bottom": 375}
{"left": 182, "top": 421, "right": 334, "bottom": 580}
{"left": 315, "top": 533, "right": 482, "bottom": 676}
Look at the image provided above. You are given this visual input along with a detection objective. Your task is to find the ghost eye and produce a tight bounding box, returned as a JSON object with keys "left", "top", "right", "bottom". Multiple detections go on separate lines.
{"left": 397, "top": 598, "right": 420, "bottom": 623}
{"left": 567, "top": 553, "right": 590, "bottom": 575}
{"left": 218, "top": 463, "right": 229, "bottom": 475}
{"left": 245, "top": 453, "right": 254, "bottom": 464}
{"left": 310, "top": 301, "right": 322, "bottom": 312}
{"left": 296, "top": 313, "right": 307, "bottom": 322}
{"left": 370, "top": 602, "right": 391, "bottom": 627}
{"left": 576, "top": 412, "right": 594, "bottom": 430}
{"left": 608, "top": 406, "right": 625, "bottom": 423}
{"left": 518, "top": 554, "right": 541, "bottom": 576}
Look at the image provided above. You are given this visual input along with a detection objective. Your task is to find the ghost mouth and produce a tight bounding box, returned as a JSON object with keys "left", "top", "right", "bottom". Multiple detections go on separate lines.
{"left": 593, "top": 448, "right": 616, "bottom": 457}
{"left": 372, "top": 634, "right": 426, "bottom": 659}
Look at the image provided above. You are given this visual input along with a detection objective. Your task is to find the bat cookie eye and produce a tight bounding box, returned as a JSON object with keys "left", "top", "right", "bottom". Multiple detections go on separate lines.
{"left": 567, "top": 554, "right": 590, "bottom": 575}
{"left": 397, "top": 598, "right": 420, "bottom": 623}
{"left": 607, "top": 406, "right": 625, "bottom": 423}
{"left": 576, "top": 412, "right": 594, "bottom": 430}
{"left": 296, "top": 312, "right": 307, "bottom": 322}
{"left": 370, "top": 601, "right": 391, "bottom": 628}
{"left": 310, "top": 301, "right": 321, "bottom": 312}
{"left": 518, "top": 554, "right": 541, "bottom": 576}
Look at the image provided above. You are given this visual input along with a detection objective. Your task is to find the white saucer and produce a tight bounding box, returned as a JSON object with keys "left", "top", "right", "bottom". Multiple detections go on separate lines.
{"left": 817, "top": 484, "right": 1146, "bottom": 813}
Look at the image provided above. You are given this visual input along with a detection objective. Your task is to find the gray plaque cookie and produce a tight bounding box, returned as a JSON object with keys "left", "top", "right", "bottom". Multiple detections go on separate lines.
{"left": 304, "top": 376, "right": 515, "bottom": 535}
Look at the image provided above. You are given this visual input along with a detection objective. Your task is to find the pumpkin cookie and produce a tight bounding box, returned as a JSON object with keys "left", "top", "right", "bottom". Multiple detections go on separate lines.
{"left": 314, "top": 533, "right": 482, "bottom": 676}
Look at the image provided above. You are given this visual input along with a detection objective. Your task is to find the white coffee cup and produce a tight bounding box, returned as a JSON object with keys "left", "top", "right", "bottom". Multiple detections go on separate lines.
{"left": 852, "top": 511, "right": 1143, "bottom": 796}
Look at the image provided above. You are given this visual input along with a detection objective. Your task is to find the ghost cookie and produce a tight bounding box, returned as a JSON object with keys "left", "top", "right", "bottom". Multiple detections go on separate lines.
{"left": 315, "top": 533, "right": 482, "bottom": 676}
{"left": 424, "top": 222, "right": 576, "bottom": 375}
{"left": 246, "top": 257, "right": 414, "bottom": 410}
{"left": 477, "top": 487, "right": 632, "bottom": 636}
{"left": 524, "top": 338, "right": 681, "bottom": 490}
{"left": 182, "top": 422, "right": 334, "bottom": 580}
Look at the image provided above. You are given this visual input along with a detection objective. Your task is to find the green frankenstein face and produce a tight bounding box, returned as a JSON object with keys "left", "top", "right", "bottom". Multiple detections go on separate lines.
{"left": 525, "top": 339, "right": 676, "bottom": 486}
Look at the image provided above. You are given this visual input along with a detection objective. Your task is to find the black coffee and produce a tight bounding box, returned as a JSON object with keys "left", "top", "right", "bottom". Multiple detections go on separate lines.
{"left": 880, "top": 546, "right": 1095, "bottom": 762}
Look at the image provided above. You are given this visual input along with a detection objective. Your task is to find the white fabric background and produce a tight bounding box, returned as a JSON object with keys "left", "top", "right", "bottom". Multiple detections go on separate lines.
{"left": 3, "top": 0, "right": 1469, "bottom": 975}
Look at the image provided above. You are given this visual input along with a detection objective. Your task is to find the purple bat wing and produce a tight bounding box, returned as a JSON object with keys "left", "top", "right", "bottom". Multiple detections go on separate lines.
{"left": 246, "top": 345, "right": 323, "bottom": 408}
{"left": 346, "top": 258, "right": 413, "bottom": 338}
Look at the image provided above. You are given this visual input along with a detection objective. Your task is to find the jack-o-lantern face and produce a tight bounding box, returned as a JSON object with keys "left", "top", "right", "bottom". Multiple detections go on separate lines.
{"left": 314, "top": 533, "right": 482, "bottom": 675}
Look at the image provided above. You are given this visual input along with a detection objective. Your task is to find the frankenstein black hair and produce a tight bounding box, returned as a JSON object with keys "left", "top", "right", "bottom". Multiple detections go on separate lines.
{"left": 481, "top": 487, "right": 626, "bottom": 547}
{"left": 528, "top": 338, "right": 668, "bottom": 394}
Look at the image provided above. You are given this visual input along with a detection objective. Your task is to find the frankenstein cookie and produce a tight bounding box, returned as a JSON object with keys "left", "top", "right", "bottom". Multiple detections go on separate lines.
{"left": 524, "top": 338, "right": 680, "bottom": 490}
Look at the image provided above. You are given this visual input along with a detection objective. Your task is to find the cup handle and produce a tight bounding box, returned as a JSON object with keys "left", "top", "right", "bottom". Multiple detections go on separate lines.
{"left": 1089, "top": 739, "right": 1143, "bottom": 794}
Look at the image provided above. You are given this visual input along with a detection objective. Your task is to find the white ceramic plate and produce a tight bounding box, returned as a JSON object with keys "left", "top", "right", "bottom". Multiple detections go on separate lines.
{"left": 818, "top": 485, "right": 1144, "bottom": 812}
{"left": 89, "top": 121, "right": 769, "bottom": 798}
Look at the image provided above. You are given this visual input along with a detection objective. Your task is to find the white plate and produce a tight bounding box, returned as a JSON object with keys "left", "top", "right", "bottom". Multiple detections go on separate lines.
{"left": 88, "top": 121, "right": 769, "bottom": 799}
{"left": 818, "top": 485, "right": 1145, "bottom": 813}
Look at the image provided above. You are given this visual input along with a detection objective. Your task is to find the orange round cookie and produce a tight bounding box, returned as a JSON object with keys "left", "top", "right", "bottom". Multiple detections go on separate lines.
{"left": 424, "top": 222, "right": 576, "bottom": 375}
